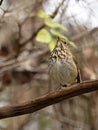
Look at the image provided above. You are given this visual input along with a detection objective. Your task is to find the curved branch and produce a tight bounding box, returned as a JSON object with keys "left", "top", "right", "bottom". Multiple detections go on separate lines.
{"left": 0, "top": 80, "right": 98, "bottom": 119}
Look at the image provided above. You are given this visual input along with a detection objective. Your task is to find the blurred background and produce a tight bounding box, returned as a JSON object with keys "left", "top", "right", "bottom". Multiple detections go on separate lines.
{"left": 0, "top": 0, "right": 98, "bottom": 130}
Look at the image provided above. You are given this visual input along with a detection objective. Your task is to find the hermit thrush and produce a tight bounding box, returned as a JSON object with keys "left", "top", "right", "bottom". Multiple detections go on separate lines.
{"left": 48, "top": 37, "right": 80, "bottom": 87}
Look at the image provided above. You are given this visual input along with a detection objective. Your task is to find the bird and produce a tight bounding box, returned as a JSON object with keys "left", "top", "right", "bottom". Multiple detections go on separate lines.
{"left": 48, "top": 37, "right": 81, "bottom": 88}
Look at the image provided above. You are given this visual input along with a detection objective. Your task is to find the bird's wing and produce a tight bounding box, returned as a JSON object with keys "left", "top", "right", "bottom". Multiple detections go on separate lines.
{"left": 73, "top": 56, "right": 81, "bottom": 83}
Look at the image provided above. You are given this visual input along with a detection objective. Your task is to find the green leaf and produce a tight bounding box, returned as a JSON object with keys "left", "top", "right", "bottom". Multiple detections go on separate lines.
{"left": 69, "top": 41, "right": 77, "bottom": 48}
{"left": 44, "top": 18, "right": 66, "bottom": 31}
{"left": 48, "top": 38, "right": 57, "bottom": 51}
{"left": 37, "top": 10, "right": 48, "bottom": 18}
{"left": 36, "top": 29, "right": 52, "bottom": 43}
{"left": 50, "top": 29, "right": 66, "bottom": 38}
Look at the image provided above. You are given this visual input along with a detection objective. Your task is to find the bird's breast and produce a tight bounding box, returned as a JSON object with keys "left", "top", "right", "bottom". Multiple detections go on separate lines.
{"left": 49, "top": 58, "right": 78, "bottom": 86}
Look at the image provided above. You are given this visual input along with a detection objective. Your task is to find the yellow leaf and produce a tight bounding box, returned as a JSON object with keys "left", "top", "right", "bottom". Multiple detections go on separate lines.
{"left": 44, "top": 18, "right": 66, "bottom": 31}
{"left": 48, "top": 38, "right": 57, "bottom": 51}
{"left": 36, "top": 29, "right": 52, "bottom": 43}
{"left": 50, "top": 29, "right": 65, "bottom": 38}
{"left": 37, "top": 10, "right": 48, "bottom": 18}
{"left": 69, "top": 41, "right": 77, "bottom": 48}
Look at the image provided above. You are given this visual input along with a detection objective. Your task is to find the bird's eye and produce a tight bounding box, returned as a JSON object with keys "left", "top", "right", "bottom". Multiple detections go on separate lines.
{"left": 57, "top": 37, "right": 67, "bottom": 45}
{"left": 63, "top": 41, "right": 67, "bottom": 44}
{"left": 60, "top": 39, "right": 67, "bottom": 44}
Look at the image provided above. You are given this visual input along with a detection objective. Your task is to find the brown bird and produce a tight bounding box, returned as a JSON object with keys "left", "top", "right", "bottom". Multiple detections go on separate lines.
{"left": 48, "top": 37, "right": 81, "bottom": 88}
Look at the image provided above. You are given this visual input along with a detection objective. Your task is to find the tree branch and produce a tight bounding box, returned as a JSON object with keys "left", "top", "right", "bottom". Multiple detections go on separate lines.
{"left": 0, "top": 0, "right": 3, "bottom": 5}
{"left": 0, "top": 80, "right": 98, "bottom": 119}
